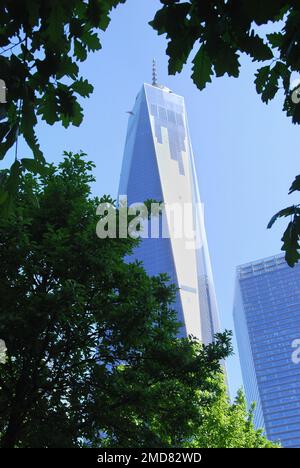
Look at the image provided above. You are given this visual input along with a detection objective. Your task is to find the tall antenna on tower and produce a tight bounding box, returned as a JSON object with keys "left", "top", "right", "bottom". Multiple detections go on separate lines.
{"left": 152, "top": 59, "right": 158, "bottom": 86}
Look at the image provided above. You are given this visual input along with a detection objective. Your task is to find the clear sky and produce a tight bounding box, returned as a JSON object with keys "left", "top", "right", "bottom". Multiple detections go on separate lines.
{"left": 5, "top": 0, "right": 300, "bottom": 398}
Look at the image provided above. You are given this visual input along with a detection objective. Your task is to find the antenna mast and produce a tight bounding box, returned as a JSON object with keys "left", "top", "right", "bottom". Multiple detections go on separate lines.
{"left": 152, "top": 59, "right": 158, "bottom": 86}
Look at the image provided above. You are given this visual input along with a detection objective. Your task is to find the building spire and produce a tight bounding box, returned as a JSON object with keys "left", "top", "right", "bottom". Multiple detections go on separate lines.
{"left": 152, "top": 58, "right": 158, "bottom": 86}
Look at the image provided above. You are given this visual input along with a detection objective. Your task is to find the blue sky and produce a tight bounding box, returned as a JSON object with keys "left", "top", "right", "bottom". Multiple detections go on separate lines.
{"left": 4, "top": 0, "right": 300, "bottom": 398}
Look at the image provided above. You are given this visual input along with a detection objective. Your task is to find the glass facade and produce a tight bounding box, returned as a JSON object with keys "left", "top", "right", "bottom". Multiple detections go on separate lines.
{"left": 234, "top": 254, "right": 300, "bottom": 448}
{"left": 118, "top": 83, "right": 220, "bottom": 343}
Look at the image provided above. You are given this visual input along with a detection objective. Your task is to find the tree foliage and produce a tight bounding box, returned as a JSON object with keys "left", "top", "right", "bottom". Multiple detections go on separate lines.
{"left": 150, "top": 0, "right": 300, "bottom": 266}
{"left": 151, "top": 1, "right": 296, "bottom": 113}
{"left": 0, "top": 0, "right": 125, "bottom": 210}
{"left": 267, "top": 175, "right": 300, "bottom": 266}
{"left": 190, "top": 376, "right": 279, "bottom": 448}
{"left": 0, "top": 152, "right": 236, "bottom": 448}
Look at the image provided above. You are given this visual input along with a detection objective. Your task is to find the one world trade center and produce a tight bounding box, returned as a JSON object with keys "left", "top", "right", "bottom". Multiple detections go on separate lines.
{"left": 118, "top": 71, "right": 220, "bottom": 343}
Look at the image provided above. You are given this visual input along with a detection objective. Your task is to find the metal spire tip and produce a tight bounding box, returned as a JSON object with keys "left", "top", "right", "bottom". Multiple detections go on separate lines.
{"left": 152, "top": 59, "right": 158, "bottom": 86}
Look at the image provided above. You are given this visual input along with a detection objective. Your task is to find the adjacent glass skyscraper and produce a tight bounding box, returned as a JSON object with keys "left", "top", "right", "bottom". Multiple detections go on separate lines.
{"left": 234, "top": 254, "right": 300, "bottom": 448}
{"left": 118, "top": 81, "right": 220, "bottom": 343}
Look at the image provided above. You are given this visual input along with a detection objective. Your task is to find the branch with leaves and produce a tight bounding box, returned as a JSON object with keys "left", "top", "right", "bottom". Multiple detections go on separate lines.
{"left": 150, "top": 0, "right": 300, "bottom": 266}
{"left": 268, "top": 175, "right": 300, "bottom": 266}
{"left": 0, "top": 0, "right": 125, "bottom": 213}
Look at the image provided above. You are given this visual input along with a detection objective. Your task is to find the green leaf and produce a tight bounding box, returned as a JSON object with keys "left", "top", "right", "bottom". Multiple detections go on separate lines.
{"left": 214, "top": 45, "right": 240, "bottom": 78}
{"left": 5, "top": 159, "right": 23, "bottom": 195}
{"left": 37, "top": 88, "right": 58, "bottom": 125}
{"left": 86, "top": 0, "right": 110, "bottom": 30}
{"left": 81, "top": 31, "right": 101, "bottom": 52}
{"left": 71, "top": 78, "right": 94, "bottom": 98}
{"left": 70, "top": 101, "right": 84, "bottom": 127}
{"left": 167, "top": 35, "right": 195, "bottom": 75}
{"left": 267, "top": 206, "right": 300, "bottom": 229}
{"left": 21, "top": 97, "right": 45, "bottom": 164}
{"left": 58, "top": 57, "right": 79, "bottom": 80}
{"left": 255, "top": 65, "right": 271, "bottom": 93}
{"left": 289, "top": 175, "right": 300, "bottom": 194}
{"left": 240, "top": 31, "right": 273, "bottom": 61}
{"left": 0, "top": 124, "right": 18, "bottom": 160}
{"left": 191, "top": 45, "right": 213, "bottom": 90}
{"left": 74, "top": 39, "right": 87, "bottom": 61}
{"left": 61, "top": 100, "right": 83, "bottom": 128}
{"left": 255, "top": 64, "right": 280, "bottom": 103}
{"left": 267, "top": 32, "right": 284, "bottom": 49}
{"left": 281, "top": 218, "right": 300, "bottom": 267}
{"left": 21, "top": 158, "right": 45, "bottom": 175}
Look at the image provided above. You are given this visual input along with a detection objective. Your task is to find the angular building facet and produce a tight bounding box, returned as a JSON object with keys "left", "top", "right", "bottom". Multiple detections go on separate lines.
{"left": 234, "top": 254, "right": 300, "bottom": 448}
{"left": 118, "top": 82, "right": 220, "bottom": 343}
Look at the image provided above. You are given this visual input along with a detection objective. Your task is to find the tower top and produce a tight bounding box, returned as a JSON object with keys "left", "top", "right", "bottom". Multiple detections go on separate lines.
{"left": 149, "top": 60, "right": 172, "bottom": 93}
{"left": 152, "top": 59, "right": 158, "bottom": 86}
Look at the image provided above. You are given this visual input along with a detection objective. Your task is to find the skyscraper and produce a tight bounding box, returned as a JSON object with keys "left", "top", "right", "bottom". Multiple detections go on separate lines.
{"left": 118, "top": 79, "right": 220, "bottom": 343}
{"left": 234, "top": 254, "right": 300, "bottom": 448}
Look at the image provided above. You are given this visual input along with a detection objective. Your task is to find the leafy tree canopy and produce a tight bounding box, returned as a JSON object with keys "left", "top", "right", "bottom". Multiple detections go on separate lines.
{"left": 190, "top": 376, "right": 279, "bottom": 448}
{"left": 267, "top": 177, "right": 300, "bottom": 266}
{"left": 151, "top": 0, "right": 297, "bottom": 115}
{"left": 0, "top": 0, "right": 125, "bottom": 210}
